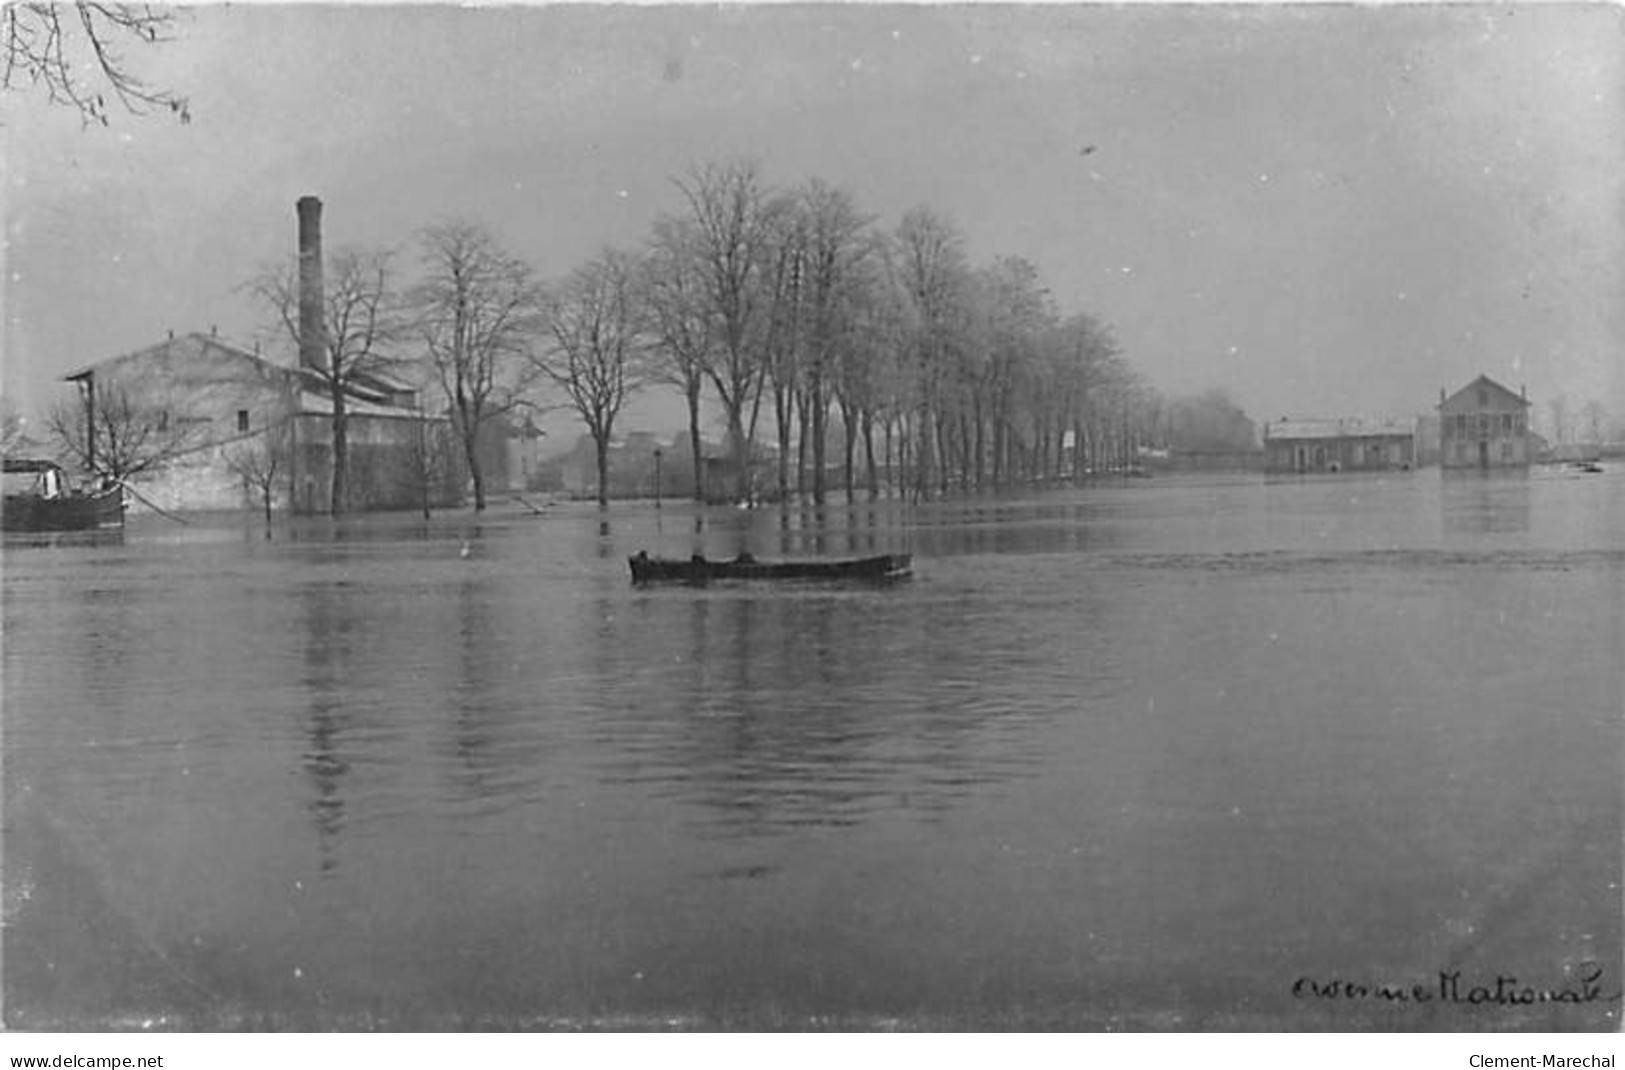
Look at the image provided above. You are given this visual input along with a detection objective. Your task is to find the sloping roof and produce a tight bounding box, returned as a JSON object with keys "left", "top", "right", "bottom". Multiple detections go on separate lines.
{"left": 1440, "top": 374, "right": 1530, "bottom": 410}
{"left": 66, "top": 331, "right": 425, "bottom": 419}
{"left": 1266, "top": 417, "right": 1414, "bottom": 441}
{"left": 289, "top": 367, "right": 422, "bottom": 414}
{"left": 291, "top": 389, "right": 429, "bottom": 420}
{"left": 64, "top": 331, "right": 279, "bottom": 384}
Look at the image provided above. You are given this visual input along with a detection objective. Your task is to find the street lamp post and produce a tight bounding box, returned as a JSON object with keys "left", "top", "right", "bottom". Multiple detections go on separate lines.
{"left": 653, "top": 447, "right": 663, "bottom": 509}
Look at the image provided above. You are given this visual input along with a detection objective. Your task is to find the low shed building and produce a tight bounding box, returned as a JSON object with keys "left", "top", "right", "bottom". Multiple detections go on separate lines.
{"left": 1263, "top": 418, "right": 1415, "bottom": 474}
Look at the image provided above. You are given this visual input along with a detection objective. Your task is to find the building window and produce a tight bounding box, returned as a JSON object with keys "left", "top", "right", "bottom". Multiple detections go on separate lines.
{"left": 1500, "top": 442, "right": 1513, "bottom": 461}
{"left": 1500, "top": 413, "right": 1512, "bottom": 434}
{"left": 237, "top": 410, "right": 250, "bottom": 433}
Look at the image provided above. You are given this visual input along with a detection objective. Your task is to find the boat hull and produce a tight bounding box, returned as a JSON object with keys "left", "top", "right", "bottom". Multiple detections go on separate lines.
{"left": 2, "top": 491, "right": 126, "bottom": 533}
{"left": 629, "top": 552, "right": 912, "bottom": 585}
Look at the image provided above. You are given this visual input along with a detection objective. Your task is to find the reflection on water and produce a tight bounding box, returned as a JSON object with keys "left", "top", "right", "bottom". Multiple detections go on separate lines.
{"left": 594, "top": 586, "right": 1060, "bottom": 836}
{"left": 300, "top": 582, "right": 355, "bottom": 874}
{"left": 1440, "top": 470, "right": 1532, "bottom": 535}
{"left": 4, "top": 468, "right": 1621, "bottom": 1028}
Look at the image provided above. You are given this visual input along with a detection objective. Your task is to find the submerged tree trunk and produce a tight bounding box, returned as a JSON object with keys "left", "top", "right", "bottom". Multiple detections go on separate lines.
{"left": 461, "top": 416, "right": 487, "bottom": 512}
{"left": 811, "top": 377, "right": 828, "bottom": 507}
{"left": 840, "top": 399, "right": 857, "bottom": 503}
{"left": 329, "top": 387, "right": 348, "bottom": 515}
{"left": 934, "top": 413, "right": 951, "bottom": 497}
{"left": 774, "top": 382, "right": 792, "bottom": 504}
{"left": 957, "top": 410, "right": 972, "bottom": 491}
{"left": 862, "top": 412, "right": 879, "bottom": 502}
{"left": 687, "top": 383, "right": 704, "bottom": 503}
{"left": 973, "top": 397, "right": 986, "bottom": 490}
{"left": 795, "top": 389, "right": 811, "bottom": 500}
{"left": 883, "top": 417, "right": 894, "bottom": 500}
{"left": 595, "top": 433, "right": 611, "bottom": 509}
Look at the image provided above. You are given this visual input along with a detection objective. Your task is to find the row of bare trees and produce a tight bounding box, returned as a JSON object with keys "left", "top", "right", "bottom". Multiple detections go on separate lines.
{"left": 498, "top": 158, "right": 1159, "bottom": 509}
{"left": 618, "top": 158, "right": 1153, "bottom": 505}
{"left": 40, "top": 157, "right": 1172, "bottom": 516}
{"left": 229, "top": 159, "right": 1159, "bottom": 514}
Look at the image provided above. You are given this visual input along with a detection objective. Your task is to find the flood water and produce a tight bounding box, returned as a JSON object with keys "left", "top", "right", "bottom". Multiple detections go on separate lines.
{"left": 4, "top": 468, "right": 1621, "bottom": 1030}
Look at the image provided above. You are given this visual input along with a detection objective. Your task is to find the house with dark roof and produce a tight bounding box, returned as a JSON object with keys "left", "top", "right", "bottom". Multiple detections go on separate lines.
{"left": 1262, "top": 416, "right": 1415, "bottom": 474}
{"left": 1436, "top": 374, "right": 1531, "bottom": 469}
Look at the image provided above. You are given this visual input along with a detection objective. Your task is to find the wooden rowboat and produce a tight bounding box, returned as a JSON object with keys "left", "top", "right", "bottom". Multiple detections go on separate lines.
{"left": 2, "top": 459, "right": 125, "bottom": 534}
{"left": 629, "top": 550, "right": 912, "bottom": 585}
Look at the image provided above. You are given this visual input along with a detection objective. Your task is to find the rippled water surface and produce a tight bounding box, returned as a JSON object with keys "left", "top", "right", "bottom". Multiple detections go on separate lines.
{"left": 4, "top": 468, "right": 1621, "bottom": 1029}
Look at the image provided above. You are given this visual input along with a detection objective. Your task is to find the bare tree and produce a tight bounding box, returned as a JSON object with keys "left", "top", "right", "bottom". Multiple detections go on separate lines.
{"left": 973, "top": 256, "right": 1054, "bottom": 487}
{"left": 223, "top": 417, "right": 292, "bottom": 533}
{"left": 533, "top": 248, "right": 647, "bottom": 509}
{"left": 412, "top": 221, "right": 541, "bottom": 512}
{"left": 756, "top": 199, "right": 807, "bottom": 502}
{"left": 890, "top": 207, "right": 970, "bottom": 498}
{"left": 402, "top": 401, "right": 458, "bottom": 520}
{"left": 1548, "top": 394, "right": 1569, "bottom": 446}
{"left": 46, "top": 379, "right": 203, "bottom": 483}
{"left": 246, "top": 246, "right": 404, "bottom": 515}
{"left": 643, "top": 217, "right": 713, "bottom": 502}
{"left": 827, "top": 255, "right": 898, "bottom": 501}
{"left": 3, "top": 2, "right": 190, "bottom": 126}
{"left": 792, "top": 179, "right": 876, "bottom": 505}
{"left": 1044, "top": 312, "right": 1119, "bottom": 479}
{"left": 673, "top": 158, "right": 784, "bottom": 503}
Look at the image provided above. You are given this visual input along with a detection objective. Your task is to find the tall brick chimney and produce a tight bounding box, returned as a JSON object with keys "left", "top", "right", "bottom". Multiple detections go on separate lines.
{"left": 296, "top": 196, "right": 327, "bottom": 371}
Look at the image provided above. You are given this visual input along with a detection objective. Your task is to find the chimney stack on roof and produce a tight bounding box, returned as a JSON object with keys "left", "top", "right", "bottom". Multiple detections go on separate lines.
{"left": 297, "top": 196, "right": 328, "bottom": 372}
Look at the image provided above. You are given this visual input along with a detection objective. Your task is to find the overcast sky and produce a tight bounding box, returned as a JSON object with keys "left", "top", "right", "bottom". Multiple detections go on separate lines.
{"left": 3, "top": 3, "right": 1621, "bottom": 437}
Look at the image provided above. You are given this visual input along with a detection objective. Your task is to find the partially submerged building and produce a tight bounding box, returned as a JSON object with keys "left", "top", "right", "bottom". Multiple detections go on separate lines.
{"left": 1436, "top": 374, "right": 1531, "bottom": 469}
{"left": 1262, "top": 417, "right": 1415, "bottom": 474}
{"left": 61, "top": 329, "right": 462, "bottom": 514}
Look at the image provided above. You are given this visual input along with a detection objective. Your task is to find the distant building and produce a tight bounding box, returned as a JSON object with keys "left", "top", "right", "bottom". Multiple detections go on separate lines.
{"left": 61, "top": 331, "right": 464, "bottom": 514}
{"left": 544, "top": 430, "right": 706, "bottom": 500}
{"left": 1414, "top": 413, "right": 1442, "bottom": 467}
{"left": 1436, "top": 374, "right": 1531, "bottom": 469}
{"left": 497, "top": 413, "right": 548, "bottom": 494}
{"left": 1262, "top": 417, "right": 1416, "bottom": 474}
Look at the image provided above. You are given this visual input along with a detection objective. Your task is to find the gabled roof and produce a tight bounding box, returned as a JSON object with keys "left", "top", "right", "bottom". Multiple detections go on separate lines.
{"left": 65, "top": 331, "right": 425, "bottom": 419}
{"left": 1266, "top": 416, "right": 1414, "bottom": 441}
{"left": 64, "top": 331, "right": 280, "bottom": 384}
{"left": 1440, "top": 374, "right": 1530, "bottom": 410}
